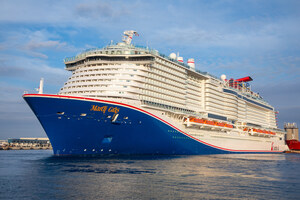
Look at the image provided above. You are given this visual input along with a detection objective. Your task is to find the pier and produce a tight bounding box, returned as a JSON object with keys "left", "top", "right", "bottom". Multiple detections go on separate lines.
{"left": 285, "top": 150, "right": 300, "bottom": 154}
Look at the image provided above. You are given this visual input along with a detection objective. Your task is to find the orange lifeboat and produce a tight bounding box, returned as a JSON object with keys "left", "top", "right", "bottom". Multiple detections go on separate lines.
{"left": 225, "top": 124, "right": 233, "bottom": 128}
{"left": 216, "top": 122, "right": 225, "bottom": 127}
{"left": 186, "top": 117, "right": 233, "bottom": 129}
{"left": 243, "top": 127, "right": 277, "bottom": 137}
{"left": 205, "top": 120, "right": 214, "bottom": 125}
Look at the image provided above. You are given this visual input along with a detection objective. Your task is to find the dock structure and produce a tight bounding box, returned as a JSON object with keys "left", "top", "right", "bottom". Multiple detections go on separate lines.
{"left": 0, "top": 140, "right": 9, "bottom": 150}
{"left": 285, "top": 150, "right": 300, "bottom": 154}
{"left": 285, "top": 123, "right": 299, "bottom": 141}
{"left": 2, "top": 138, "right": 52, "bottom": 150}
{"left": 284, "top": 123, "right": 300, "bottom": 153}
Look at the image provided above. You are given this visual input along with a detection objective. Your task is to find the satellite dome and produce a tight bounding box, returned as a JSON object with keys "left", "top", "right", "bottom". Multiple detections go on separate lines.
{"left": 221, "top": 74, "right": 227, "bottom": 81}
{"left": 169, "top": 53, "right": 177, "bottom": 59}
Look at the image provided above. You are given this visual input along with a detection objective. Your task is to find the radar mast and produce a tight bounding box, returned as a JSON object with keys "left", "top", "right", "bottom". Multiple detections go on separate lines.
{"left": 122, "top": 30, "right": 139, "bottom": 45}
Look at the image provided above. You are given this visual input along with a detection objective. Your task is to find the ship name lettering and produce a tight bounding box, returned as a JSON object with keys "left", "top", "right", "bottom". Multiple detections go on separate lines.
{"left": 108, "top": 107, "right": 120, "bottom": 114}
{"left": 90, "top": 105, "right": 108, "bottom": 114}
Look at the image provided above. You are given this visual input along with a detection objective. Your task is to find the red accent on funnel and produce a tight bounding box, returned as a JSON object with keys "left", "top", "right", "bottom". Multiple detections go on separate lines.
{"left": 235, "top": 76, "right": 253, "bottom": 82}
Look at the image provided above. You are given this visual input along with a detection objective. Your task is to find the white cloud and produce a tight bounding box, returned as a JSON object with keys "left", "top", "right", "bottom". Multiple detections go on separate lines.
{"left": 150, "top": 20, "right": 284, "bottom": 52}
{"left": 0, "top": 29, "right": 78, "bottom": 59}
{"left": 25, "top": 40, "right": 67, "bottom": 51}
{"left": 0, "top": 0, "right": 132, "bottom": 28}
{"left": 0, "top": 54, "right": 69, "bottom": 89}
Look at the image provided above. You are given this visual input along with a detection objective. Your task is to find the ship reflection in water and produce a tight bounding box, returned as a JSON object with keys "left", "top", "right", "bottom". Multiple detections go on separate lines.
{"left": 1, "top": 151, "right": 300, "bottom": 199}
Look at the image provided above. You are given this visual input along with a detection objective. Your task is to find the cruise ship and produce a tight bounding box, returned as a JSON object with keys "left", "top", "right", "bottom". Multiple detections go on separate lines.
{"left": 23, "top": 30, "right": 287, "bottom": 155}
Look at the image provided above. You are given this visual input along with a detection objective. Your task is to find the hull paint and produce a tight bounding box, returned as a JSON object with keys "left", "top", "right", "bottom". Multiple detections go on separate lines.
{"left": 23, "top": 94, "right": 283, "bottom": 155}
{"left": 286, "top": 140, "right": 300, "bottom": 150}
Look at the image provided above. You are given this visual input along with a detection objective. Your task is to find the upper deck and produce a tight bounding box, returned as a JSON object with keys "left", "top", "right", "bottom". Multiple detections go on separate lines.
{"left": 65, "top": 42, "right": 270, "bottom": 106}
{"left": 64, "top": 42, "right": 216, "bottom": 78}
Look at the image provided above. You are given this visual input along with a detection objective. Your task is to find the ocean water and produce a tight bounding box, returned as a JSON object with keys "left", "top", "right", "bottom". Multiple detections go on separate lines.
{"left": 0, "top": 150, "right": 300, "bottom": 200}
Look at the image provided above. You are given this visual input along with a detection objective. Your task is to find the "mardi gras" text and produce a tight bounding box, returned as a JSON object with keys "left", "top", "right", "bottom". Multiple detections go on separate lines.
{"left": 90, "top": 105, "right": 120, "bottom": 114}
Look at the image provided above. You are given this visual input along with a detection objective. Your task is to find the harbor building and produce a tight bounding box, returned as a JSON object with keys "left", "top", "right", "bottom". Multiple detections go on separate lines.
{"left": 7, "top": 138, "right": 52, "bottom": 150}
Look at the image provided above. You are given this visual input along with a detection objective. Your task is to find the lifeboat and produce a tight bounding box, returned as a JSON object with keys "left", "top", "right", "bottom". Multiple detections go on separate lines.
{"left": 184, "top": 117, "right": 233, "bottom": 129}
{"left": 244, "top": 127, "right": 276, "bottom": 136}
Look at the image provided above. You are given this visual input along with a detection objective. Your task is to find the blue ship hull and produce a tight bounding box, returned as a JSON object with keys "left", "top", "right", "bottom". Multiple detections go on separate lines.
{"left": 23, "top": 94, "right": 281, "bottom": 155}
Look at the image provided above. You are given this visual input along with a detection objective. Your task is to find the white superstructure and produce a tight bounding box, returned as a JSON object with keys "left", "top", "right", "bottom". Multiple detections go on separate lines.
{"left": 59, "top": 31, "right": 286, "bottom": 151}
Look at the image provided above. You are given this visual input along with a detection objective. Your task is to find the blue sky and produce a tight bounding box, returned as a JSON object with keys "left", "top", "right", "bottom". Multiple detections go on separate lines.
{"left": 0, "top": 0, "right": 299, "bottom": 139}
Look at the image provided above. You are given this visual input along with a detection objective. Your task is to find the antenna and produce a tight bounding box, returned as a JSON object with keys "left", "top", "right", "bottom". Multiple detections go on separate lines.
{"left": 122, "top": 30, "right": 139, "bottom": 45}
